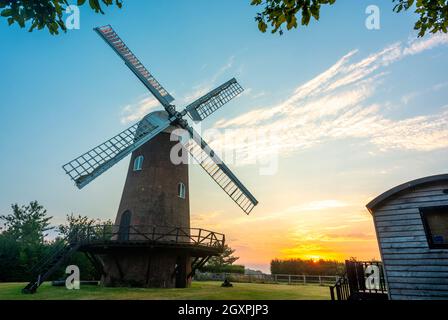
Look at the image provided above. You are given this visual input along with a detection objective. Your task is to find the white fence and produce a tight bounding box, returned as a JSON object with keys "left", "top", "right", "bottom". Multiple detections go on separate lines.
{"left": 194, "top": 272, "right": 339, "bottom": 286}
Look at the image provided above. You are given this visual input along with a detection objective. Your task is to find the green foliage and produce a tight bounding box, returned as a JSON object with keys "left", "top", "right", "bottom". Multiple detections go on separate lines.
{"left": 251, "top": 0, "right": 336, "bottom": 35}
{"left": 50, "top": 246, "right": 100, "bottom": 281}
{"left": 393, "top": 0, "right": 448, "bottom": 36}
{"left": 0, "top": 232, "right": 53, "bottom": 281}
{"left": 0, "top": 0, "right": 122, "bottom": 35}
{"left": 199, "top": 244, "right": 244, "bottom": 273}
{"left": 58, "top": 213, "right": 112, "bottom": 241}
{"left": 0, "top": 201, "right": 52, "bottom": 245}
{"left": 270, "top": 258, "right": 345, "bottom": 275}
{"left": 252, "top": 0, "right": 448, "bottom": 37}
{"left": 55, "top": 214, "right": 113, "bottom": 280}
{"left": 0, "top": 201, "right": 55, "bottom": 281}
{"left": 0, "top": 203, "right": 111, "bottom": 282}
{"left": 205, "top": 244, "right": 239, "bottom": 267}
{"left": 0, "top": 233, "right": 21, "bottom": 281}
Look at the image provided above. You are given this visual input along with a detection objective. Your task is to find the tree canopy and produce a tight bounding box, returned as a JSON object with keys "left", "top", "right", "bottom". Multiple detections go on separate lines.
{"left": 251, "top": 0, "right": 448, "bottom": 37}
{"left": 0, "top": 201, "right": 52, "bottom": 245}
{"left": 270, "top": 258, "right": 345, "bottom": 275}
{"left": 1, "top": 1, "right": 447, "bottom": 37}
{"left": 200, "top": 244, "right": 245, "bottom": 274}
{"left": 0, "top": 0, "right": 122, "bottom": 35}
{"left": 0, "top": 202, "right": 109, "bottom": 281}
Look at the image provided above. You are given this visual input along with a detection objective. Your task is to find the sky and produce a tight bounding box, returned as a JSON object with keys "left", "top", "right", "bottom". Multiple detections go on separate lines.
{"left": 1, "top": 0, "right": 448, "bottom": 273}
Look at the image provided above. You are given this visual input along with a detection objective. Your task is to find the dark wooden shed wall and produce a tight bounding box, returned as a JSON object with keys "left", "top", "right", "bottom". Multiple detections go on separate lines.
{"left": 371, "top": 180, "right": 448, "bottom": 300}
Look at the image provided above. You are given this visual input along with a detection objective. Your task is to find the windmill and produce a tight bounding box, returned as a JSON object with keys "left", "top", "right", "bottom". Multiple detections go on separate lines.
{"left": 63, "top": 25, "right": 257, "bottom": 215}
{"left": 60, "top": 25, "right": 258, "bottom": 288}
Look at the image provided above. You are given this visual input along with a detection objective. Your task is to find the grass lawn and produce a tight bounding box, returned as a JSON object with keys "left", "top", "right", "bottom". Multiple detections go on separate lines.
{"left": 0, "top": 281, "right": 330, "bottom": 300}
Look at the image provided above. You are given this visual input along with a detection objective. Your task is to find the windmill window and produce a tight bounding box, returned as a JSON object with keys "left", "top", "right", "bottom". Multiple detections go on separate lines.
{"left": 178, "top": 182, "right": 186, "bottom": 199}
{"left": 133, "top": 155, "right": 144, "bottom": 171}
{"left": 420, "top": 206, "right": 448, "bottom": 249}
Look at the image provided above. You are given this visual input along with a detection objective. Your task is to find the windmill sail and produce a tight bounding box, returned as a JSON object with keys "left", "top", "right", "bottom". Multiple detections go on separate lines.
{"left": 63, "top": 114, "right": 171, "bottom": 189}
{"left": 94, "top": 25, "right": 175, "bottom": 107}
{"left": 183, "top": 127, "right": 258, "bottom": 214}
{"left": 184, "top": 78, "right": 244, "bottom": 121}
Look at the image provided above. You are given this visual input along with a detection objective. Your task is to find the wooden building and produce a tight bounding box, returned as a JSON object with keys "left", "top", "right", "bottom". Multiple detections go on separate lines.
{"left": 366, "top": 174, "right": 448, "bottom": 300}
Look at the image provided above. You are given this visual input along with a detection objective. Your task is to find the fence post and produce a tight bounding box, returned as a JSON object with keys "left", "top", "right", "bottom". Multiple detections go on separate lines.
{"left": 319, "top": 276, "right": 322, "bottom": 285}
{"left": 303, "top": 275, "right": 306, "bottom": 284}
{"left": 288, "top": 275, "right": 291, "bottom": 284}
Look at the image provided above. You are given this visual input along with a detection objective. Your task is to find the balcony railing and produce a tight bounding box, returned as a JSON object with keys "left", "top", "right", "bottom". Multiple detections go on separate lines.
{"left": 345, "top": 260, "right": 387, "bottom": 295}
{"left": 329, "top": 260, "right": 388, "bottom": 300}
{"left": 67, "top": 224, "right": 225, "bottom": 249}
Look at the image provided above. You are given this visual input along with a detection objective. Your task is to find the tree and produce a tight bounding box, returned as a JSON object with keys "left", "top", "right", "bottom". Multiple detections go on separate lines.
{"left": 0, "top": 233, "right": 21, "bottom": 281}
{"left": 55, "top": 214, "right": 113, "bottom": 280}
{"left": 270, "top": 258, "right": 345, "bottom": 275}
{"left": 0, "top": 201, "right": 52, "bottom": 245}
{"left": 0, "top": 0, "right": 122, "bottom": 35}
{"left": 59, "top": 213, "right": 95, "bottom": 239}
{"left": 58, "top": 213, "right": 113, "bottom": 241}
{"left": 252, "top": 0, "right": 448, "bottom": 37}
{"left": 200, "top": 244, "right": 245, "bottom": 274}
{"left": 0, "top": 201, "right": 53, "bottom": 281}
{"left": 207, "top": 244, "right": 240, "bottom": 267}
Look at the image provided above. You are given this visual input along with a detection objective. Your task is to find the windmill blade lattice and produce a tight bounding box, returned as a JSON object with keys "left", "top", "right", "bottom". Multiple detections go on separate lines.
{"left": 63, "top": 116, "right": 170, "bottom": 189}
{"left": 184, "top": 78, "right": 244, "bottom": 121}
{"left": 184, "top": 127, "right": 258, "bottom": 214}
{"left": 95, "top": 25, "right": 175, "bottom": 108}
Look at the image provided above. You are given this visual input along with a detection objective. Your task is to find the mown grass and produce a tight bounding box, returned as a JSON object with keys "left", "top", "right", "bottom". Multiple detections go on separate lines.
{"left": 0, "top": 281, "right": 330, "bottom": 300}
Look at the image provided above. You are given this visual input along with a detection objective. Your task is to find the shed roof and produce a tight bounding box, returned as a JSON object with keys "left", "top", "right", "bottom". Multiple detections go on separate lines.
{"left": 366, "top": 174, "right": 448, "bottom": 213}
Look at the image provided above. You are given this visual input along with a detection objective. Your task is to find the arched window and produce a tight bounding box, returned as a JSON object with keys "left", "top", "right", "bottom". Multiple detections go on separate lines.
{"left": 133, "top": 155, "right": 144, "bottom": 171}
{"left": 178, "top": 182, "right": 186, "bottom": 199}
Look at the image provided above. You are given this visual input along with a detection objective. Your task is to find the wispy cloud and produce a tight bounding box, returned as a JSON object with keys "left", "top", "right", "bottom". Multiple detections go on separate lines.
{"left": 212, "top": 33, "right": 448, "bottom": 160}
{"left": 181, "top": 55, "right": 236, "bottom": 104}
{"left": 120, "top": 96, "right": 160, "bottom": 124}
{"left": 401, "top": 81, "right": 448, "bottom": 105}
{"left": 403, "top": 32, "right": 448, "bottom": 56}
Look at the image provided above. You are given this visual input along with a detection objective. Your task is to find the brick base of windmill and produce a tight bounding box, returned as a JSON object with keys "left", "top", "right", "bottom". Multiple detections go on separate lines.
{"left": 79, "top": 132, "right": 225, "bottom": 288}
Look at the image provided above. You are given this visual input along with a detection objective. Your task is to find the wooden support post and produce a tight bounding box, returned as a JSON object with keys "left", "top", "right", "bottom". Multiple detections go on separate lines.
{"left": 330, "top": 287, "right": 335, "bottom": 300}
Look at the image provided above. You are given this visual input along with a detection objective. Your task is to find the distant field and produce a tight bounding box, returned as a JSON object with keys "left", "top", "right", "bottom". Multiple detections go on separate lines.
{"left": 0, "top": 281, "right": 330, "bottom": 300}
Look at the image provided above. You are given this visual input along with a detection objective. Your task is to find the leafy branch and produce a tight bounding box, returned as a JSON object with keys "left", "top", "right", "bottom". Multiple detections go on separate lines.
{"left": 0, "top": 0, "right": 122, "bottom": 35}
{"left": 251, "top": 0, "right": 448, "bottom": 37}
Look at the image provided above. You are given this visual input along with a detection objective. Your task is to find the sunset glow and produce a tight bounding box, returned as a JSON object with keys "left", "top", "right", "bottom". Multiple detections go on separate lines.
{"left": 1, "top": 1, "right": 447, "bottom": 276}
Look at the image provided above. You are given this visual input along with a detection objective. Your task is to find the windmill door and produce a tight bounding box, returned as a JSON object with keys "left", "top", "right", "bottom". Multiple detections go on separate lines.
{"left": 118, "top": 211, "right": 131, "bottom": 241}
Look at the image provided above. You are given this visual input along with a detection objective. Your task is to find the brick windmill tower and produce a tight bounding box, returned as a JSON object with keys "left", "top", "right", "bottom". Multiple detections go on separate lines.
{"left": 61, "top": 25, "right": 258, "bottom": 288}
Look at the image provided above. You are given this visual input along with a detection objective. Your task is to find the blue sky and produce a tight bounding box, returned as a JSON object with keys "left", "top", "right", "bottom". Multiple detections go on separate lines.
{"left": 1, "top": 0, "right": 448, "bottom": 272}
